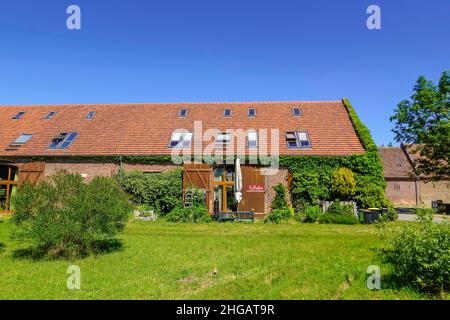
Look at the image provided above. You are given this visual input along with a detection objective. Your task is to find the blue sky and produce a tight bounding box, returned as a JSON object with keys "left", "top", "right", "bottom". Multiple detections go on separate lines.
{"left": 0, "top": 0, "right": 449, "bottom": 145}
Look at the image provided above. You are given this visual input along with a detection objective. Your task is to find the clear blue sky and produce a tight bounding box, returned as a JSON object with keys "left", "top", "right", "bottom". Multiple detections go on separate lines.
{"left": 0, "top": 0, "right": 449, "bottom": 145}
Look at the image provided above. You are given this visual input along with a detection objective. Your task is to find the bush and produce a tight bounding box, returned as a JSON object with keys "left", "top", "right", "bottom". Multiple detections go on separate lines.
{"left": 11, "top": 172, "right": 133, "bottom": 258}
{"left": 166, "top": 205, "right": 211, "bottom": 223}
{"left": 117, "top": 169, "right": 182, "bottom": 215}
{"left": 415, "top": 207, "right": 435, "bottom": 222}
{"left": 265, "top": 208, "right": 293, "bottom": 224}
{"left": 385, "top": 205, "right": 398, "bottom": 221}
{"left": 303, "top": 205, "right": 320, "bottom": 223}
{"left": 326, "top": 200, "right": 354, "bottom": 216}
{"left": 330, "top": 167, "right": 356, "bottom": 200}
{"left": 271, "top": 184, "right": 289, "bottom": 210}
{"left": 319, "top": 213, "right": 359, "bottom": 225}
{"left": 377, "top": 221, "right": 450, "bottom": 294}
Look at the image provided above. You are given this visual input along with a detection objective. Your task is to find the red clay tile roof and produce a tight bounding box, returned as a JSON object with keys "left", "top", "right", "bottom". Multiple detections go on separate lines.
{"left": 0, "top": 101, "right": 365, "bottom": 157}
{"left": 378, "top": 146, "right": 416, "bottom": 179}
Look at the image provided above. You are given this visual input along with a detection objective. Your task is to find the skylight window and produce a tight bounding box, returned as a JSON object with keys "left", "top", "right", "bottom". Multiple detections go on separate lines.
{"left": 49, "top": 132, "right": 79, "bottom": 149}
{"left": 44, "top": 112, "right": 57, "bottom": 119}
{"left": 86, "top": 111, "right": 96, "bottom": 119}
{"left": 285, "top": 130, "right": 311, "bottom": 149}
{"left": 178, "top": 109, "right": 188, "bottom": 117}
{"left": 12, "top": 112, "right": 25, "bottom": 120}
{"left": 169, "top": 132, "right": 192, "bottom": 148}
{"left": 14, "top": 134, "right": 33, "bottom": 144}
{"left": 297, "top": 131, "right": 311, "bottom": 148}
{"left": 247, "top": 131, "right": 258, "bottom": 149}
{"left": 292, "top": 108, "right": 302, "bottom": 117}
{"left": 248, "top": 108, "right": 256, "bottom": 117}
{"left": 216, "top": 132, "right": 231, "bottom": 146}
{"left": 224, "top": 109, "right": 232, "bottom": 117}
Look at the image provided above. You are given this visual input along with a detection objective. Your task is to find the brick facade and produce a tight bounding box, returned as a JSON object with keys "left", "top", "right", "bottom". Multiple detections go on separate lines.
{"left": 264, "top": 168, "right": 290, "bottom": 213}
{"left": 384, "top": 180, "right": 418, "bottom": 207}
{"left": 419, "top": 180, "right": 450, "bottom": 207}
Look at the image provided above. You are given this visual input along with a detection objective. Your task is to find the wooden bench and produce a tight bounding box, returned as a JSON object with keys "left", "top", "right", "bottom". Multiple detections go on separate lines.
{"left": 213, "top": 210, "right": 255, "bottom": 222}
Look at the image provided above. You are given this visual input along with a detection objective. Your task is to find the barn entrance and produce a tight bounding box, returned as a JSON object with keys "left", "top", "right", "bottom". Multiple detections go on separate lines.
{"left": 213, "top": 165, "right": 236, "bottom": 212}
{"left": 182, "top": 162, "right": 267, "bottom": 216}
{"left": 0, "top": 165, "right": 19, "bottom": 213}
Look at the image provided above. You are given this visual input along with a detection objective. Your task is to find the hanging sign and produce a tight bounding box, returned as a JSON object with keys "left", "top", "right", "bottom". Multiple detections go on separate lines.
{"left": 247, "top": 184, "right": 265, "bottom": 192}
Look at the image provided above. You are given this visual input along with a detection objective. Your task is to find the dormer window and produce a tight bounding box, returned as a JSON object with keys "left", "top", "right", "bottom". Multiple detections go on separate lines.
{"left": 248, "top": 108, "right": 256, "bottom": 117}
{"left": 247, "top": 131, "right": 258, "bottom": 149}
{"left": 49, "top": 132, "right": 79, "bottom": 149}
{"left": 169, "top": 132, "right": 192, "bottom": 148}
{"left": 44, "top": 112, "right": 57, "bottom": 119}
{"left": 12, "top": 112, "right": 25, "bottom": 120}
{"left": 178, "top": 109, "right": 188, "bottom": 117}
{"left": 216, "top": 132, "right": 231, "bottom": 146}
{"left": 224, "top": 109, "right": 232, "bottom": 117}
{"left": 86, "top": 111, "right": 96, "bottom": 119}
{"left": 14, "top": 134, "right": 33, "bottom": 144}
{"left": 292, "top": 108, "right": 302, "bottom": 117}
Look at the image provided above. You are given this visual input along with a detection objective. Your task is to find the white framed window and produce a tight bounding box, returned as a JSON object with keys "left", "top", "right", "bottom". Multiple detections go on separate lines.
{"left": 169, "top": 132, "right": 192, "bottom": 148}
{"left": 216, "top": 132, "right": 231, "bottom": 146}
{"left": 12, "top": 112, "right": 25, "bottom": 120}
{"left": 14, "top": 134, "right": 33, "bottom": 144}
{"left": 224, "top": 109, "right": 232, "bottom": 117}
{"left": 248, "top": 108, "right": 256, "bottom": 117}
{"left": 49, "top": 132, "right": 79, "bottom": 149}
{"left": 285, "top": 130, "right": 311, "bottom": 149}
{"left": 178, "top": 109, "right": 188, "bottom": 117}
{"left": 86, "top": 111, "right": 96, "bottom": 119}
{"left": 44, "top": 112, "right": 57, "bottom": 119}
{"left": 297, "top": 131, "right": 311, "bottom": 148}
{"left": 292, "top": 108, "right": 302, "bottom": 117}
{"left": 247, "top": 131, "right": 258, "bottom": 148}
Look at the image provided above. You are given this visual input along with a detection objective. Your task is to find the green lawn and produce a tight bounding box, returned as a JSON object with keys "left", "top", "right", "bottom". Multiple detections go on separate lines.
{"left": 0, "top": 217, "right": 425, "bottom": 300}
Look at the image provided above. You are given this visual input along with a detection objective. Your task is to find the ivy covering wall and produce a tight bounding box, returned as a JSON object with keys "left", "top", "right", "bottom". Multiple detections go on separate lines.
{"left": 280, "top": 99, "right": 386, "bottom": 209}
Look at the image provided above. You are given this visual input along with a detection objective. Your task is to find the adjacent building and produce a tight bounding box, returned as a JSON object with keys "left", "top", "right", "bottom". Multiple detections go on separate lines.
{"left": 379, "top": 144, "right": 450, "bottom": 209}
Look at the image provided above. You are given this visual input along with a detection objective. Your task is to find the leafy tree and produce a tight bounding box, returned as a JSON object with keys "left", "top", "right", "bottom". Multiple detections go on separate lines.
{"left": 390, "top": 71, "right": 450, "bottom": 179}
{"left": 330, "top": 167, "right": 356, "bottom": 200}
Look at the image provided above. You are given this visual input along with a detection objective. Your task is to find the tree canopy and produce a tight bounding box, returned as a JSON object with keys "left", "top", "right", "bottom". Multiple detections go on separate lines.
{"left": 390, "top": 70, "right": 450, "bottom": 179}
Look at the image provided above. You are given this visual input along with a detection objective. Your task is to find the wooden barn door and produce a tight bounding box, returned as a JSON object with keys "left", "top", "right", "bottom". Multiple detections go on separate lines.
{"left": 239, "top": 166, "right": 266, "bottom": 214}
{"left": 18, "top": 162, "right": 45, "bottom": 186}
{"left": 182, "top": 163, "right": 211, "bottom": 212}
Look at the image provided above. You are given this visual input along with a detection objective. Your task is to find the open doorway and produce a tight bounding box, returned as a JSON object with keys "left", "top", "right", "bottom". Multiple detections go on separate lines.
{"left": 0, "top": 165, "right": 19, "bottom": 213}
{"left": 213, "top": 165, "right": 237, "bottom": 212}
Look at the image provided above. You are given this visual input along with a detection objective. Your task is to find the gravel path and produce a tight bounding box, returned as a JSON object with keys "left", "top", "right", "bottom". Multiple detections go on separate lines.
{"left": 397, "top": 213, "right": 448, "bottom": 223}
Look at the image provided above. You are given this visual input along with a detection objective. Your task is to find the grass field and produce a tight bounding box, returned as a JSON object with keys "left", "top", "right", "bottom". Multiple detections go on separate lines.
{"left": 0, "top": 217, "right": 426, "bottom": 300}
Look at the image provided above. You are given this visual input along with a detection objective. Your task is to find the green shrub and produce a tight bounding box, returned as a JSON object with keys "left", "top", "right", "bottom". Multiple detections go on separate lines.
{"left": 265, "top": 208, "right": 293, "bottom": 224}
{"left": 11, "top": 172, "right": 133, "bottom": 258}
{"left": 326, "top": 200, "right": 354, "bottom": 216}
{"left": 166, "top": 205, "right": 211, "bottom": 223}
{"left": 330, "top": 167, "right": 356, "bottom": 199}
{"left": 271, "top": 184, "right": 289, "bottom": 210}
{"left": 319, "top": 213, "right": 359, "bottom": 225}
{"left": 385, "top": 205, "right": 398, "bottom": 221}
{"left": 377, "top": 221, "right": 450, "bottom": 294}
{"left": 303, "top": 205, "right": 320, "bottom": 223}
{"left": 117, "top": 169, "right": 182, "bottom": 215}
{"left": 415, "top": 207, "right": 435, "bottom": 222}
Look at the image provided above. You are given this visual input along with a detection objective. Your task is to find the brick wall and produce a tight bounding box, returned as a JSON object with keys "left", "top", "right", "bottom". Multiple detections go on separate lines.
{"left": 264, "top": 168, "right": 290, "bottom": 213}
{"left": 384, "top": 180, "right": 418, "bottom": 207}
{"left": 420, "top": 180, "right": 450, "bottom": 207}
{"left": 7, "top": 159, "right": 178, "bottom": 182}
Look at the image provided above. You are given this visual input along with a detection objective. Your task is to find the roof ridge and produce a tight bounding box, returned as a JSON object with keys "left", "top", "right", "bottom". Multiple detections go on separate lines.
{"left": 0, "top": 100, "right": 343, "bottom": 108}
